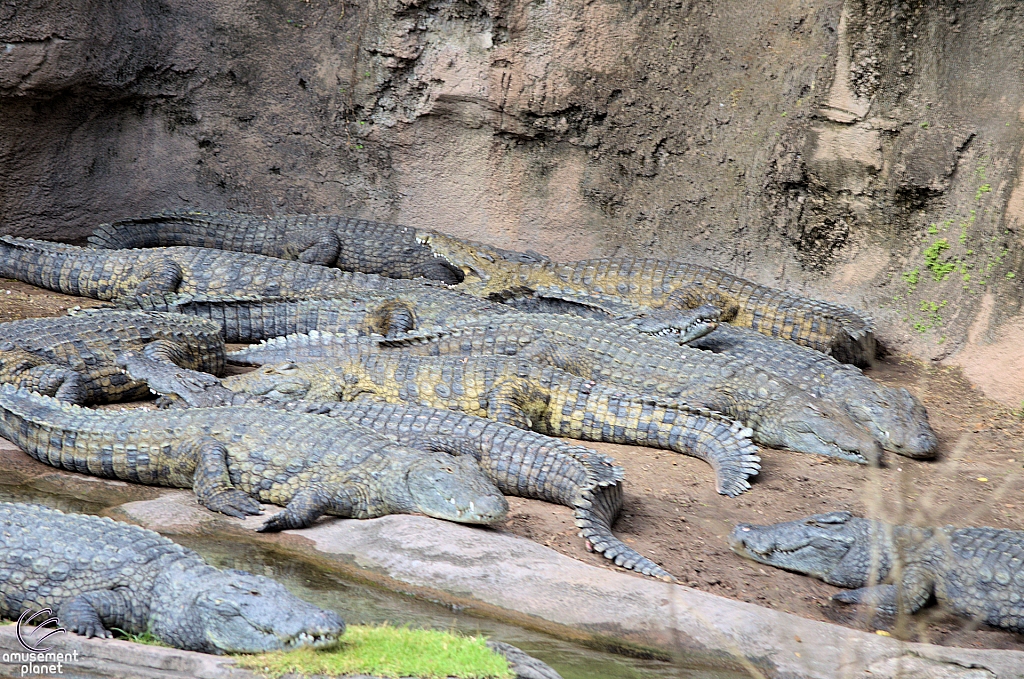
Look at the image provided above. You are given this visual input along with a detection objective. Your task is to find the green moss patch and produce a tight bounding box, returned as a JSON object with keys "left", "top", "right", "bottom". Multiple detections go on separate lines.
{"left": 236, "top": 624, "right": 514, "bottom": 679}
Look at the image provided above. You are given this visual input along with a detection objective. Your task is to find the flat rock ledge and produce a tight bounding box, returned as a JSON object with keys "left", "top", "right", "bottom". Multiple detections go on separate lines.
{"left": 112, "top": 492, "right": 1024, "bottom": 679}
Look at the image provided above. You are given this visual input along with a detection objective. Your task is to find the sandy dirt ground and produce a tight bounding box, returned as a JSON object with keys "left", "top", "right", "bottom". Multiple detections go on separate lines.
{"left": 2, "top": 278, "right": 1022, "bottom": 652}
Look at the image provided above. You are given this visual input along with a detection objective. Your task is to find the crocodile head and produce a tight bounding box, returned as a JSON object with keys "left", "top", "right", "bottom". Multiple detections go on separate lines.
{"left": 414, "top": 230, "right": 531, "bottom": 294}
{"left": 152, "top": 564, "right": 346, "bottom": 654}
{"left": 404, "top": 452, "right": 509, "bottom": 524}
{"left": 844, "top": 387, "right": 937, "bottom": 459}
{"left": 223, "top": 362, "right": 317, "bottom": 399}
{"left": 729, "top": 512, "right": 881, "bottom": 588}
{"left": 761, "top": 395, "right": 883, "bottom": 464}
{"left": 630, "top": 304, "right": 722, "bottom": 343}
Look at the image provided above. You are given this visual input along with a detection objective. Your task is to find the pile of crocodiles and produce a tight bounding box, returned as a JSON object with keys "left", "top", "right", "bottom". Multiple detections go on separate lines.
{"left": 0, "top": 208, "right": 1014, "bottom": 643}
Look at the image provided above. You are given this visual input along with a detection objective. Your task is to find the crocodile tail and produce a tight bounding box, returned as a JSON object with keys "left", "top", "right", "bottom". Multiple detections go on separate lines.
{"left": 559, "top": 445, "right": 625, "bottom": 487}
{"left": 0, "top": 385, "right": 91, "bottom": 467}
{"left": 637, "top": 393, "right": 761, "bottom": 497}
{"left": 575, "top": 484, "right": 674, "bottom": 580}
{"left": 681, "top": 413, "right": 761, "bottom": 497}
{"left": 0, "top": 236, "right": 104, "bottom": 297}
{"left": 88, "top": 210, "right": 235, "bottom": 250}
{"left": 826, "top": 306, "right": 877, "bottom": 367}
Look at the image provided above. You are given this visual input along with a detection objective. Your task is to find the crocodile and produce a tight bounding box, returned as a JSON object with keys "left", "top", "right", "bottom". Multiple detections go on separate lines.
{"left": 116, "top": 287, "right": 721, "bottom": 343}
{"left": 0, "top": 236, "right": 438, "bottom": 302}
{"left": 0, "top": 384, "right": 508, "bottom": 531}
{"left": 88, "top": 209, "right": 550, "bottom": 284}
{"left": 417, "top": 231, "right": 877, "bottom": 366}
{"left": 211, "top": 353, "right": 762, "bottom": 497}
{"left": 688, "top": 324, "right": 937, "bottom": 457}
{"left": 114, "top": 289, "right": 512, "bottom": 343}
{"left": 729, "top": 512, "right": 1024, "bottom": 634}
{"left": 227, "top": 318, "right": 882, "bottom": 464}
{"left": 0, "top": 310, "right": 226, "bottom": 404}
{"left": 0, "top": 502, "right": 345, "bottom": 653}
{"left": 118, "top": 351, "right": 672, "bottom": 579}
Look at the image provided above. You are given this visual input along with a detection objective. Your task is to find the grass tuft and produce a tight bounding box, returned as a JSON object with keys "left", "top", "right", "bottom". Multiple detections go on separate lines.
{"left": 236, "top": 624, "right": 514, "bottom": 679}
{"left": 111, "top": 628, "right": 171, "bottom": 647}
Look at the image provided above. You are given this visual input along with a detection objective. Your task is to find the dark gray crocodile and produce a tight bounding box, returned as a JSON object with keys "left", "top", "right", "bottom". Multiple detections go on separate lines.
{"left": 117, "top": 351, "right": 672, "bottom": 579}
{"left": 0, "top": 502, "right": 345, "bottom": 653}
{"left": 419, "top": 231, "right": 877, "bottom": 366}
{"left": 209, "top": 353, "right": 762, "bottom": 497}
{"left": 0, "top": 384, "right": 507, "bottom": 531}
{"left": 88, "top": 209, "right": 550, "bottom": 284}
{"left": 114, "top": 289, "right": 511, "bottom": 343}
{"left": 227, "top": 317, "right": 882, "bottom": 464}
{"left": 729, "top": 512, "right": 1024, "bottom": 634}
{"left": 115, "top": 288, "right": 720, "bottom": 344}
{"left": 0, "top": 236, "right": 437, "bottom": 302}
{"left": 0, "top": 310, "right": 225, "bottom": 404}
{"left": 687, "top": 323, "right": 937, "bottom": 458}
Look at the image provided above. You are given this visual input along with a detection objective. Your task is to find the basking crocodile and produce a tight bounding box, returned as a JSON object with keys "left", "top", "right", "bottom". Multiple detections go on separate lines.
{"left": 118, "top": 352, "right": 672, "bottom": 579}
{"left": 0, "top": 236, "right": 436, "bottom": 302}
{"left": 0, "top": 502, "right": 345, "bottom": 653}
{"left": 0, "top": 384, "right": 508, "bottom": 531}
{"left": 0, "top": 310, "right": 225, "bottom": 404}
{"left": 88, "top": 209, "right": 550, "bottom": 284}
{"left": 117, "top": 287, "right": 720, "bottom": 343}
{"left": 214, "top": 353, "right": 762, "bottom": 497}
{"left": 418, "top": 231, "right": 877, "bottom": 366}
{"left": 116, "top": 289, "right": 512, "bottom": 342}
{"left": 688, "top": 324, "right": 937, "bottom": 457}
{"left": 228, "top": 318, "right": 882, "bottom": 464}
{"left": 729, "top": 512, "right": 1024, "bottom": 634}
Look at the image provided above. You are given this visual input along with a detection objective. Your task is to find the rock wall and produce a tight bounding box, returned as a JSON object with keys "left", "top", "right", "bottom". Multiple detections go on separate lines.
{"left": 1, "top": 0, "right": 1022, "bottom": 404}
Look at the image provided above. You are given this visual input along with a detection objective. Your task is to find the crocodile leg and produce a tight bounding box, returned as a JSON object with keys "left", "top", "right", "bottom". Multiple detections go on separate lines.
{"left": 189, "top": 437, "right": 264, "bottom": 518}
{"left": 10, "top": 364, "right": 85, "bottom": 403}
{"left": 832, "top": 569, "right": 934, "bottom": 615}
{"left": 831, "top": 584, "right": 899, "bottom": 614}
{"left": 287, "top": 228, "right": 341, "bottom": 266}
{"left": 141, "top": 339, "right": 199, "bottom": 367}
{"left": 60, "top": 590, "right": 138, "bottom": 639}
{"left": 132, "top": 257, "right": 184, "bottom": 296}
{"left": 0, "top": 346, "right": 87, "bottom": 403}
{"left": 482, "top": 378, "right": 548, "bottom": 431}
{"left": 258, "top": 488, "right": 333, "bottom": 532}
{"left": 26, "top": 366, "right": 86, "bottom": 404}
{"left": 375, "top": 300, "right": 417, "bottom": 337}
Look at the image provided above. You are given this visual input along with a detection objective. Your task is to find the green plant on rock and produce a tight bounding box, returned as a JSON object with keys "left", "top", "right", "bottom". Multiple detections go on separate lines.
{"left": 902, "top": 268, "right": 920, "bottom": 293}
{"left": 923, "top": 239, "right": 956, "bottom": 281}
{"left": 975, "top": 183, "right": 992, "bottom": 200}
{"left": 112, "top": 628, "right": 170, "bottom": 647}
{"left": 912, "top": 300, "right": 947, "bottom": 334}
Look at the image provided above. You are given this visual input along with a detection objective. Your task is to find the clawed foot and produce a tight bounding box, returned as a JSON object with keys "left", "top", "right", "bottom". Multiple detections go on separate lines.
{"left": 67, "top": 620, "right": 112, "bottom": 639}
{"left": 204, "top": 489, "right": 263, "bottom": 519}
{"left": 256, "top": 511, "right": 294, "bottom": 533}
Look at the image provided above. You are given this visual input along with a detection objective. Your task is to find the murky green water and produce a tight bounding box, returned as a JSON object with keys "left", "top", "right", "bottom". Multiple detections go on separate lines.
{"left": 0, "top": 487, "right": 749, "bottom": 679}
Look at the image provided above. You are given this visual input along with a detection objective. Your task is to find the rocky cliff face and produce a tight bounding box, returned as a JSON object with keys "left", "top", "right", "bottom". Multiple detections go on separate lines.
{"left": 1, "top": 0, "right": 1022, "bottom": 404}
